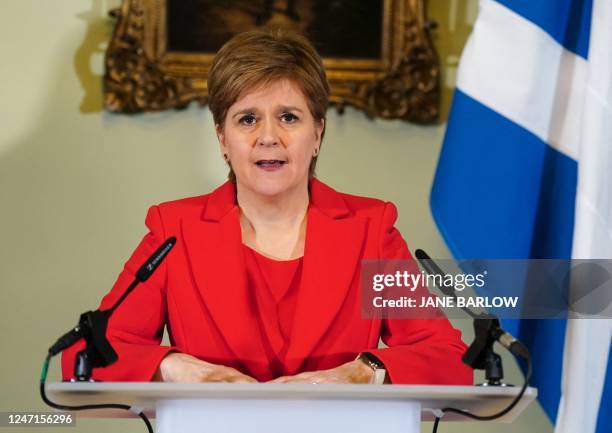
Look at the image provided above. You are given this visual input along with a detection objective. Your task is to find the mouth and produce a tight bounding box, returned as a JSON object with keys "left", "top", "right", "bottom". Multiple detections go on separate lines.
{"left": 255, "top": 159, "right": 287, "bottom": 171}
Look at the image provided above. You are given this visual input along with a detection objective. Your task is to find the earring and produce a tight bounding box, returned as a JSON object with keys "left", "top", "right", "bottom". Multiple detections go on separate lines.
{"left": 313, "top": 148, "right": 319, "bottom": 156}
{"left": 223, "top": 153, "right": 228, "bottom": 161}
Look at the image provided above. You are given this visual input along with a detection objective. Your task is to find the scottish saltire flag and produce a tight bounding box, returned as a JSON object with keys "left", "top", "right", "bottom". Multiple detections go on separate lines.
{"left": 430, "top": 1, "right": 612, "bottom": 432}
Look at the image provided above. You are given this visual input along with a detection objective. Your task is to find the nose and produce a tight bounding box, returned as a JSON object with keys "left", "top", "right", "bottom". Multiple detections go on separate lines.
{"left": 257, "top": 117, "right": 280, "bottom": 148}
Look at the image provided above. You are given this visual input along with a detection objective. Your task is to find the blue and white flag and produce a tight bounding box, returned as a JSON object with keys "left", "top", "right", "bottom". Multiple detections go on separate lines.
{"left": 430, "top": 1, "right": 612, "bottom": 432}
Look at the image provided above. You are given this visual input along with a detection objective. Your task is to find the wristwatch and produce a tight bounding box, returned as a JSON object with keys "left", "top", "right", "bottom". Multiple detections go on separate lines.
{"left": 357, "top": 352, "right": 388, "bottom": 384}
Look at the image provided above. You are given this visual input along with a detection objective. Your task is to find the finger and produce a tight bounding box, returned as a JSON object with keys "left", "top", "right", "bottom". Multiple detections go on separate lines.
{"left": 272, "top": 373, "right": 312, "bottom": 382}
{"left": 288, "top": 378, "right": 321, "bottom": 384}
{"left": 277, "top": 375, "right": 323, "bottom": 384}
{"left": 271, "top": 375, "right": 297, "bottom": 383}
{"left": 229, "top": 373, "right": 258, "bottom": 383}
{"left": 284, "top": 372, "right": 312, "bottom": 380}
{"left": 232, "top": 377, "right": 257, "bottom": 383}
{"left": 300, "top": 375, "right": 346, "bottom": 384}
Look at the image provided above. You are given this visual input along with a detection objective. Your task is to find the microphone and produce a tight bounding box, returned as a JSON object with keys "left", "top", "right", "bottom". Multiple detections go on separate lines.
{"left": 414, "top": 249, "right": 456, "bottom": 297}
{"left": 414, "top": 249, "right": 530, "bottom": 386}
{"left": 41, "top": 238, "right": 176, "bottom": 433}
{"left": 47, "top": 237, "right": 177, "bottom": 380}
{"left": 106, "top": 236, "right": 176, "bottom": 315}
{"left": 414, "top": 253, "right": 534, "bottom": 432}
{"left": 136, "top": 237, "right": 176, "bottom": 282}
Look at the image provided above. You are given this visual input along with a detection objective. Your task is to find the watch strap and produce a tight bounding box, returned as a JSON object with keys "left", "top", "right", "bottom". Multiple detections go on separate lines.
{"left": 357, "top": 352, "right": 387, "bottom": 384}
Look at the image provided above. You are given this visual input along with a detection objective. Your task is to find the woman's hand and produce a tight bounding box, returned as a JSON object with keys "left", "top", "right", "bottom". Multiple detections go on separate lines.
{"left": 268, "top": 359, "right": 374, "bottom": 384}
{"left": 154, "top": 352, "right": 258, "bottom": 383}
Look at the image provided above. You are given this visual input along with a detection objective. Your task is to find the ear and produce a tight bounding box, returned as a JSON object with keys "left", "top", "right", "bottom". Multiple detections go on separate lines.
{"left": 215, "top": 123, "right": 228, "bottom": 154}
{"left": 315, "top": 118, "right": 325, "bottom": 145}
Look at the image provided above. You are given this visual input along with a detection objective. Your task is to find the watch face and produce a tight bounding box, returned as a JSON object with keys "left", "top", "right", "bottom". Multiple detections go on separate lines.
{"left": 361, "top": 352, "right": 384, "bottom": 369}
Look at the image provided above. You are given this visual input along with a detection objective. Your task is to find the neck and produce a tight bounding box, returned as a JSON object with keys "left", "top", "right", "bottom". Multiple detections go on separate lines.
{"left": 236, "top": 180, "right": 309, "bottom": 229}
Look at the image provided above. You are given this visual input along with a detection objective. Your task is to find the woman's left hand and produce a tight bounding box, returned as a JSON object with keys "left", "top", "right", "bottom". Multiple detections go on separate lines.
{"left": 267, "top": 359, "right": 374, "bottom": 384}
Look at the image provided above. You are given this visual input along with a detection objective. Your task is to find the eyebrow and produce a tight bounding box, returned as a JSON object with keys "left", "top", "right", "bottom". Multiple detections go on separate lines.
{"left": 231, "top": 105, "right": 304, "bottom": 119}
{"left": 279, "top": 105, "right": 304, "bottom": 113}
{"left": 232, "top": 108, "right": 256, "bottom": 119}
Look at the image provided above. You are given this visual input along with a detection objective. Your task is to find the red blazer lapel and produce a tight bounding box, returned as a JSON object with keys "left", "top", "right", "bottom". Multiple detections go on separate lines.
{"left": 180, "top": 182, "right": 270, "bottom": 378}
{"left": 284, "top": 179, "right": 367, "bottom": 374}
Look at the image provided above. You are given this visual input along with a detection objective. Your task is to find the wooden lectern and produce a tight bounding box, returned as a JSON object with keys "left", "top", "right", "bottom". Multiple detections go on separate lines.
{"left": 47, "top": 382, "right": 537, "bottom": 433}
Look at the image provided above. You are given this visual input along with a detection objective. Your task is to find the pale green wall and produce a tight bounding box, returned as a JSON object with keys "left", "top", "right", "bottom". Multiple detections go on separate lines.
{"left": 0, "top": 1, "right": 551, "bottom": 432}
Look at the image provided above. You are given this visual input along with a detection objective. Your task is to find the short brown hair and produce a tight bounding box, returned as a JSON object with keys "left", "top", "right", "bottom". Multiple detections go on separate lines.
{"left": 207, "top": 28, "right": 330, "bottom": 181}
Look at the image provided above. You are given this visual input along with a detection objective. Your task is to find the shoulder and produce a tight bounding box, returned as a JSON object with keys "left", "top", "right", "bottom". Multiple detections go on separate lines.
{"left": 140, "top": 194, "right": 207, "bottom": 224}
{"left": 339, "top": 190, "right": 400, "bottom": 234}
{"left": 146, "top": 181, "right": 239, "bottom": 226}
{"left": 147, "top": 182, "right": 227, "bottom": 223}
{"left": 156, "top": 194, "right": 209, "bottom": 216}
{"left": 317, "top": 180, "right": 407, "bottom": 256}
{"left": 312, "top": 178, "right": 397, "bottom": 220}
{"left": 337, "top": 190, "right": 391, "bottom": 214}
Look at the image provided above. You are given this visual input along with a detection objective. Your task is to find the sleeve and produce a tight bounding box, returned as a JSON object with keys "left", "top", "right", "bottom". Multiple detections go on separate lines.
{"left": 61, "top": 205, "right": 176, "bottom": 382}
{"left": 366, "top": 202, "right": 473, "bottom": 385}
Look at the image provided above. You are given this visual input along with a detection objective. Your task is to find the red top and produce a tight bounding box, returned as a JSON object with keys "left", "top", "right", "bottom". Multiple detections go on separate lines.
{"left": 243, "top": 244, "right": 303, "bottom": 379}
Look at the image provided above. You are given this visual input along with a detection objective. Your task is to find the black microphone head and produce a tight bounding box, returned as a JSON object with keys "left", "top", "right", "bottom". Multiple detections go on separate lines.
{"left": 416, "top": 250, "right": 447, "bottom": 277}
{"left": 136, "top": 237, "right": 176, "bottom": 282}
{"left": 415, "top": 249, "right": 431, "bottom": 261}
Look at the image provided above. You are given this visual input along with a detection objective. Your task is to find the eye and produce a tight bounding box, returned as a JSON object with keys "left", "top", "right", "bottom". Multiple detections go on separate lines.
{"left": 280, "top": 112, "right": 299, "bottom": 123}
{"left": 238, "top": 114, "right": 257, "bottom": 126}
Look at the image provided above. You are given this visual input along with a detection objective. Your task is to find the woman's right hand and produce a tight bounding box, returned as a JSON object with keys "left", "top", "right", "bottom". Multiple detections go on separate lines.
{"left": 154, "top": 352, "right": 258, "bottom": 383}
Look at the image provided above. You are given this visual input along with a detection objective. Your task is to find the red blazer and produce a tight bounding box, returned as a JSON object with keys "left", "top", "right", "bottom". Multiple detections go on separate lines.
{"left": 62, "top": 179, "right": 473, "bottom": 384}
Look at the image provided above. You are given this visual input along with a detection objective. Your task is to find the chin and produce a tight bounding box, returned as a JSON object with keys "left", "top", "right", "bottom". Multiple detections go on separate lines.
{"left": 251, "top": 180, "right": 294, "bottom": 198}
{"left": 242, "top": 172, "right": 306, "bottom": 198}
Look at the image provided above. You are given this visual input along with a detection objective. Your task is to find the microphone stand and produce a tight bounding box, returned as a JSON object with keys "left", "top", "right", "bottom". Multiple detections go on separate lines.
{"left": 414, "top": 250, "right": 532, "bottom": 433}
{"left": 46, "top": 237, "right": 176, "bottom": 381}
{"left": 414, "top": 249, "right": 529, "bottom": 386}
{"left": 69, "top": 278, "right": 140, "bottom": 381}
{"left": 463, "top": 315, "right": 507, "bottom": 386}
{"left": 72, "top": 309, "right": 117, "bottom": 381}
{"left": 41, "top": 237, "right": 176, "bottom": 433}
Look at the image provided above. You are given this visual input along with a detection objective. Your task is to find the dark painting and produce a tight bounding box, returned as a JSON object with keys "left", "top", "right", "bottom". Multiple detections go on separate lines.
{"left": 167, "top": 0, "right": 384, "bottom": 60}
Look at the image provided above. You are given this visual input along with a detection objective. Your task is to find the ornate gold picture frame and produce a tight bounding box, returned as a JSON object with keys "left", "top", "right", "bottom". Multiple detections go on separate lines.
{"left": 104, "top": 0, "right": 440, "bottom": 123}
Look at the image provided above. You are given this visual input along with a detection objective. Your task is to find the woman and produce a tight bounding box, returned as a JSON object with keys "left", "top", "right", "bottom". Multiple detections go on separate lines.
{"left": 62, "top": 28, "right": 472, "bottom": 385}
